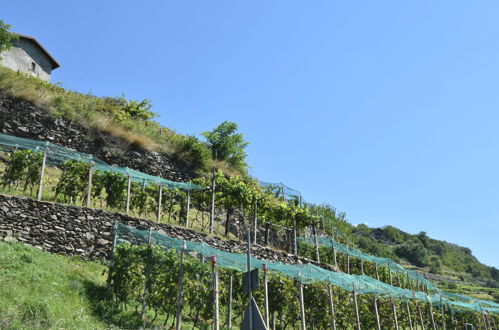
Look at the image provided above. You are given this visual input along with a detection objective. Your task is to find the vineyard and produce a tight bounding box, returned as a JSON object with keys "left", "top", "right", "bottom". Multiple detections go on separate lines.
{"left": 0, "top": 132, "right": 498, "bottom": 328}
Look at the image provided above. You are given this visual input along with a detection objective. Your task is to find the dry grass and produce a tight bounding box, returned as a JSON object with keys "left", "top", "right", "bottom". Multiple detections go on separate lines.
{"left": 101, "top": 124, "right": 157, "bottom": 150}
{"left": 0, "top": 66, "right": 216, "bottom": 173}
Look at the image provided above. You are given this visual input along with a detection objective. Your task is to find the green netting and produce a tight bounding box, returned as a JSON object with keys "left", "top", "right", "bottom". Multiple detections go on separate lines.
{"left": 115, "top": 222, "right": 499, "bottom": 315}
{"left": 300, "top": 234, "right": 499, "bottom": 313}
{"left": 300, "top": 235, "right": 437, "bottom": 290}
{"left": 0, "top": 133, "right": 200, "bottom": 190}
{"left": 259, "top": 180, "right": 301, "bottom": 200}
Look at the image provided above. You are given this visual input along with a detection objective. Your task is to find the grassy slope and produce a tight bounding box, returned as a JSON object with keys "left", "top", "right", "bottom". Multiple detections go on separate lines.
{"left": 0, "top": 241, "right": 107, "bottom": 329}
{"left": 0, "top": 66, "right": 241, "bottom": 176}
{"left": 0, "top": 241, "right": 222, "bottom": 329}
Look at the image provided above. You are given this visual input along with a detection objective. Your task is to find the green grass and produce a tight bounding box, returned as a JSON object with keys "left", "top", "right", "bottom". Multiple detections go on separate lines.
{"left": 0, "top": 66, "right": 241, "bottom": 175}
{"left": 0, "top": 241, "right": 231, "bottom": 329}
{"left": 0, "top": 241, "right": 108, "bottom": 329}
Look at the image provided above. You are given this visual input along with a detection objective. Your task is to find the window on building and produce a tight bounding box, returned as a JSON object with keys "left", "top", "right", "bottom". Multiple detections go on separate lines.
{"left": 31, "top": 62, "right": 36, "bottom": 71}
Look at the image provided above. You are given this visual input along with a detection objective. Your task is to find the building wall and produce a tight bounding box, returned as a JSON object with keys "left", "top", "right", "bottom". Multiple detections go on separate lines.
{"left": 0, "top": 38, "right": 53, "bottom": 82}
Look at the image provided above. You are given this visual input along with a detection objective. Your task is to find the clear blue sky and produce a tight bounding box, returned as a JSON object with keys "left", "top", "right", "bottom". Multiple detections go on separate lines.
{"left": 3, "top": 1, "right": 498, "bottom": 268}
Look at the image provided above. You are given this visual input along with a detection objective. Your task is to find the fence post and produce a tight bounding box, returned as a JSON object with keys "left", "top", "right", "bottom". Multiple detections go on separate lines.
{"left": 227, "top": 273, "right": 233, "bottom": 329}
{"left": 298, "top": 278, "right": 306, "bottom": 330}
{"left": 157, "top": 185, "right": 163, "bottom": 222}
{"left": 375, "top": 263, "right": 380, "bottom": 281}
{"left": 352, "top": 283, "right": 361, "bottom": 330}
{"left": 391, "top": 297, "right": 399, "bottom": 330}
{"left": 36, "top": 143, "right": 49, "bottom": 201}
{"left": 253, "top": 199, "right": 258, "bottom": 244}
{"left": 328, "top": 279, "right": 337, "bottom": 330}
{"left": 175, "top": 241, "right": 187, "bottom": 330}
{"left": 449, "top": 304, "right": 455, "bottom": 330}
{"left": 209, "top": 166, "right": 216, "bottom": 234}
{"left": 440, "top": 295, "right": 446, "bottom": 330}
{"left": 332, "top": 241, "right": 338, "bottom": 270}
{"left": 313, "top": 222, "right": 320, "bottom": 263}
{"left": 406, "top": 300, "right": 414, "bottom": 330}
{"left": 293, "top": 217, "right": 298, "bottom": 256}
{"left": 125, "top": 173, "right": 131, "bottom": 215}
{"left": 85, "top": 158, "right": 93, "bottom": 208}
{"left": 265, "top": 222, "right": 270, "bottom": 246}
{"left": 185, "top": 189, "right": 190, "bottom": 228}
{"left": 374, "top": 296, "right": 381, "bottom": 330}
{"left": 428, "top": 300, "right": 437, "bottom": 330}
{"left": 416, "top": 299, "right": 425, "bottom": 330}
{"left": 212, "top": 255, "right": 219, "bottom": 330}
{"left": 263, "top": 264, "right": 270, "bottom": 329}
{"left": 480, "top": 305, "right": 488, "bottom": 330}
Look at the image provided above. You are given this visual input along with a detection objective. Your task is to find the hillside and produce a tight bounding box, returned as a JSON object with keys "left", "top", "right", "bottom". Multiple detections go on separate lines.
{"left": 0, "top": 65, "right": 498, "bottom": 325}
{"left": 0, "top": 240, "right": 108, "bottom": 328}
{"left": 0, "top": 240, "right": 211, "bottom": 329}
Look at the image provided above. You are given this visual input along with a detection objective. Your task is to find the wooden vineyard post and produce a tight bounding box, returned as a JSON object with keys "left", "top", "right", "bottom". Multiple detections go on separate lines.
{"left": 375, "top": 263, "right": 380, "bottom": 281}
{"left": 327, "top": 280, "right": 337, "bottom": 330}
{"left": 489, "top": 312, "right": 497, "bottom": 330}
{"left": 449, "top": 304, "right": 456, "bottom": 330}
{"left": 86, "top": 158, "right": 93, "bottom": 208}
{"left": 440, "top": 295, "right": 446, "bottom": 330}
{"left": 313, "top": 222, "right": 320, "bottom": 263}
{"left": 360, "top": 260, "right": 364, "bottom": 275}
{"left": 36, "top": 143, "right": 48, "bottom": 201}
{"left": 209, "top": 166, "right": 216, "bottom": 234}
{"left": 298, "top": 278, "right": 306, "bottom": 330}
{"left": 263, "top": 264, "right": 270, "bottom": 329}
{"left": 185, "top": 189, "right": 190, "bottom": 228}
{"left": 253, "top": 199, "right": 258, "bottom": 244}
{"left": 389, "top": 267, "right": 393, "bottom": 286}
{"left": 125, "top": 173, "right": 131, "bottom": 215}
{"left": 374, "top": 296, "right": 381, "bottom": 330}
{"left": 332, "top": 241, "right": 338, "bottom": 270}
{"left": 212, "top": 255, "right": 219, "bottom": 330}
{"left": 175, "top": 241, "right": 187, "bottom": 330}
{"left": 391, "top": 297, "right": 399, "bottom": 330}
{"left": 227, "top": 273, "right": 233, "bottom": 329}
{"left": 416, "top": 300, "right": 425, "bottom": 330}
{"left": 140, "top": 229, "right": 153, "bottom": 324}
{"left": 352, "top": 284, "right": 361, "bottom": 330}
{"left": 157, "top": 185, "right": 163, "bottom": 222}
{"left": 406, "top": 300, "right": 414, "bottom": 330}
{"left": 293, "top": 217, "right": 298, "bottom": 256}
{"left": 428, "top": 300, "right": 437, "bottom": 330}
{"left": 479, "top": 305, "right": 488, "bottom": 330}
{"left": 347, "top": 246, "right": 351, "bottom": 274}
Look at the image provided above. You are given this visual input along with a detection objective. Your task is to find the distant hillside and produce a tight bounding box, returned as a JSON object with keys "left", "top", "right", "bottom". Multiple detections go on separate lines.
{"left": 350, "top": 224, "right": 499, "bottom": 301}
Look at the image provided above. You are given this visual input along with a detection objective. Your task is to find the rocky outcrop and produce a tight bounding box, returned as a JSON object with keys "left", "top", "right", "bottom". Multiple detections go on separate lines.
{"left": 0, "top": 95, "right": 195, "bottom": 181}
{"left": 0, "top": 193, "right": 335, "bottom": 270}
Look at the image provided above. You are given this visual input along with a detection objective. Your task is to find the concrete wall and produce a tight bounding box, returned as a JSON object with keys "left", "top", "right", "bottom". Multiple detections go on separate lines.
{"left": 0, "top": 38, "right": 53, "bottom": 82}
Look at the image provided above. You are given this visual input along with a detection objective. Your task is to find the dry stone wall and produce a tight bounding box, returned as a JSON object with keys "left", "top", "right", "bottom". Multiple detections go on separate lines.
{"left": 0, "top": 193, "right": 334, "bottom": 270}
{"left": 0, "top": 95, "right": 194, "bottom": 181}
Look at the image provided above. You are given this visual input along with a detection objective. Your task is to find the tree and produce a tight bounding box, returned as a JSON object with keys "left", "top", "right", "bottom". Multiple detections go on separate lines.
{"left": 0, "top": 20, "right": 18, "bottom": 59}
{"left": 202, "top": 121, "right": 249, "bottom": 171}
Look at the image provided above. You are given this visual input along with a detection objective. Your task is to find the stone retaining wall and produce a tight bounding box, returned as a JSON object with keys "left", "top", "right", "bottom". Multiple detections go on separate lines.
{"left": 0, "top": 95, "right": 194, "bottom": 181}
{"left": 0, "top": 193, "right": 334, "bottom": 271}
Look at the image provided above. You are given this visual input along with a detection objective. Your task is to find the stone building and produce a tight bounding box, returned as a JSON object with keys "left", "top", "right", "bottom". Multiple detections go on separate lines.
{"left": 0, "top": 32, "right": 60, "bottom": 82}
